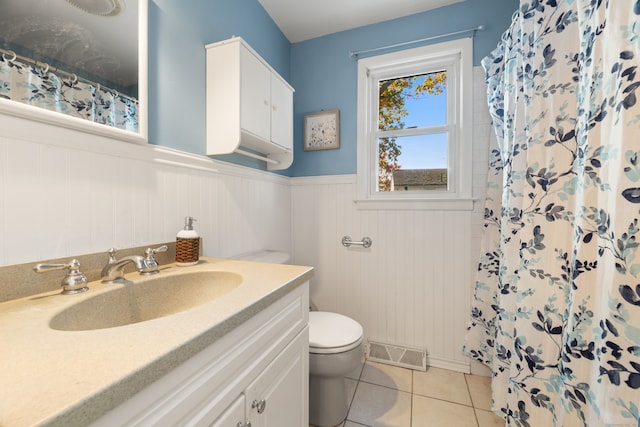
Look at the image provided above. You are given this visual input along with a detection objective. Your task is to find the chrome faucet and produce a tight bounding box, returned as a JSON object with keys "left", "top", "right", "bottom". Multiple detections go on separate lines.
{"left": 101, "top": 245, "right": 167, "bottom": 283}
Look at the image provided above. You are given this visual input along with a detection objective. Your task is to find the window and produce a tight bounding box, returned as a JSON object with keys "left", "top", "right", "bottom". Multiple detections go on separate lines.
{"left": 356, "top": 38, "right": 473, "bottom": 210}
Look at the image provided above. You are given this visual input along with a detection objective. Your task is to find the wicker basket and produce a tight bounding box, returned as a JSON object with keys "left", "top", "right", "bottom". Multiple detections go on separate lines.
{"left": 176, "top": 238, "right": 200, "bottom": 264}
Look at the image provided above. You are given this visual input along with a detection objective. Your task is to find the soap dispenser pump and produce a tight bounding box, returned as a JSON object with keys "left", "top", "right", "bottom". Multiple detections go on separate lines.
{"left": 176, "top": 216, "right": 200, "bottom": 266}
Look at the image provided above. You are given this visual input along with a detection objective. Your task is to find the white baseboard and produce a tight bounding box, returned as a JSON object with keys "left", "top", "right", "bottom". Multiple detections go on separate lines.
{"left": 426, "top": 355, "right": 471, "bottom": 374}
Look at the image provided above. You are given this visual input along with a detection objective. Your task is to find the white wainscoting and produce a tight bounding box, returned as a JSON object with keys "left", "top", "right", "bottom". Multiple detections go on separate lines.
{"left": 0, "top": 113, "right": 291, "bottom": 267}
{"left": 0, "top": 66, "right": 492, "bottom": 374}
{"left": 290, "top": 67, "right": 492, "bottom": 373}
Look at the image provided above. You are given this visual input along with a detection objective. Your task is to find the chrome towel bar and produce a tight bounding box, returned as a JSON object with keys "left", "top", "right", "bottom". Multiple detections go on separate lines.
{"left": 342, "top": 236, "right": 372, "bottom": 248}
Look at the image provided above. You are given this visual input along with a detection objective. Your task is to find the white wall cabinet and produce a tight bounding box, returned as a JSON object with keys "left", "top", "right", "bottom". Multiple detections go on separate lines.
{"left": 206, "top": 37, "right": 294, "bottom": 170}
{"left": 91, "top": 283, "right": 309, "bottom": 427}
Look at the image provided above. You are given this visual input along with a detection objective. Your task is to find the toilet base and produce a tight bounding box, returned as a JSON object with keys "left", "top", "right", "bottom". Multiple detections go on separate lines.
{"left": 308, "top": 313, "right": 363, "bottom": 427}
{"left": 309, "top": 374, "right": 348, "bottom": 427}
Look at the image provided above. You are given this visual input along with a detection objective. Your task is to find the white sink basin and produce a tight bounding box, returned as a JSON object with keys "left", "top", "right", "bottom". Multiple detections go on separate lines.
{"left": 49, "top": 270, "right": 242, "bottom": 331}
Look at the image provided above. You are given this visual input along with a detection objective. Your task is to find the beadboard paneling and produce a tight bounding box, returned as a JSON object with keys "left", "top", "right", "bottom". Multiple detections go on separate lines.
{"left": 0, "top": 116, "right": 291, "bottom": 267}
{"left": 291, "top": 178, "right": 476, "bottom": 371}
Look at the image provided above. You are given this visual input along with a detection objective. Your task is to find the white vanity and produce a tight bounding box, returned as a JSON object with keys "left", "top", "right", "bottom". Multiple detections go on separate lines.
{"left": 0, "top": 257, "right": 312, "bottom": 426}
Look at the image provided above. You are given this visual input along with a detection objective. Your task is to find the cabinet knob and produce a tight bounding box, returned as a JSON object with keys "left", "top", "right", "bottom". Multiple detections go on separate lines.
{"left": 251, "top": 399, "right": 266, "bottom": 414}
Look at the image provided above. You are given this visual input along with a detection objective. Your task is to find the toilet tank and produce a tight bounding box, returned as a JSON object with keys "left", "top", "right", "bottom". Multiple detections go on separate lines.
{"left": 233, "top": 250, "right": 290, "bottom": 264}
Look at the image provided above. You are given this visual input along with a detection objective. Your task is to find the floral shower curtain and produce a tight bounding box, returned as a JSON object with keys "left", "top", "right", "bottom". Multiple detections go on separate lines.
{"left": 463, "top": 1, "right": 640, "bottom": 426}
{"left": 0, "top": 55, "right": 138, "bottom": 132}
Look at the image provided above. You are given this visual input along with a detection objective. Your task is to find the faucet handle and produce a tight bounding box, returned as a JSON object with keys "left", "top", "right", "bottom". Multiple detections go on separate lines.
{"left": 140, "top": 245, "right": 168, "bottom": 276}
{"left": 106, "top": 247, "right": 118, "bottom": 264}
{"left": 33, "top": 259, "right": 89, "bottom": 295}
{"left": 145, "top": 245, "right": 168, "bottom": 257}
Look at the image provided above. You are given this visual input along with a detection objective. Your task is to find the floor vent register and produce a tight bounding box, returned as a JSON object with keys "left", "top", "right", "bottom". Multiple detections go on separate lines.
{"left": 366, "top": 340, "right": 427, "bottom": 371}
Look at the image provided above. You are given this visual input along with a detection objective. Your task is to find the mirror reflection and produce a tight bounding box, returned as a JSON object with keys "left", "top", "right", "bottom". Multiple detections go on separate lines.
{"left": 0, "top": 0, "right": 142, "bottom": 135}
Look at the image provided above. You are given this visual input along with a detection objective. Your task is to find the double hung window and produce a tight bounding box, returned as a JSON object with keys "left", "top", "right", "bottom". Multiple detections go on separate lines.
{"left": 356, "top": 38, "right": 473, "bottom": 209}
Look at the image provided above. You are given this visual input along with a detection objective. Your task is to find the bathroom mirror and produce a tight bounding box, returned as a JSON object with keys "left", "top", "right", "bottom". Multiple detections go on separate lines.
{"left": 0, "top": 0, "right": 148, "bottom": 144}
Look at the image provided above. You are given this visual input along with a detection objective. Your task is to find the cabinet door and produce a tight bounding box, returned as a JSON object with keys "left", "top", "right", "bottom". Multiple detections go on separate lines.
{"left": 210, "top": 394, "right": 245, "bottom": 427}
{"left": 270, "top": 74, "right": 293, "bottom": 151}
{"left": 245, "top": 328, "right": 308, "bottom": 427}
{"left": 240, "top": 46, "right": 270, "bottom": 141}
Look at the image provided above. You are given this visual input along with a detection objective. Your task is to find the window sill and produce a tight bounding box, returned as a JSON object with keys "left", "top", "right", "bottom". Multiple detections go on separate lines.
{"left": 354, "top": 198, "right": 476, "bottom": 211}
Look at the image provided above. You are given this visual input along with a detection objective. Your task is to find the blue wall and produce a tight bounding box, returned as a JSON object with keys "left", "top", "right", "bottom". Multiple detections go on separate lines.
{"left": 288, "top": 0, "right": 517, "bottom": 177}
{"left": 147, "top": 0, "right": 516, "bottom": 175}
{"left": 148, "top": 0, "right": 289, "bottom": 168}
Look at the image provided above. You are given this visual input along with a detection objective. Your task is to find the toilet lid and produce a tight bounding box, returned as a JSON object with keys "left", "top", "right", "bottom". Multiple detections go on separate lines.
{"left": 309, "top": 311, "right": 363, "bottom": 354}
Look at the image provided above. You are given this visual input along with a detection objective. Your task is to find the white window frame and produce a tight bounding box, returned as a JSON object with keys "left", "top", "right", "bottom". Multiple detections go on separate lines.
{"left": 356, "top": 38, "right": 474, "bottom": 210}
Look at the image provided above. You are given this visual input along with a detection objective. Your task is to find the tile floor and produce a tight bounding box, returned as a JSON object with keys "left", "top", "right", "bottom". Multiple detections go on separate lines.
{"left": 311, "top": 360, "right": 505, "bottom": 427}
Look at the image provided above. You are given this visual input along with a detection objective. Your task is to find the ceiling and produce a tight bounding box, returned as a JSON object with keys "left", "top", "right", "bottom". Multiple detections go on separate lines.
{"left": 257, "top": 0, "right": 465, "bottom": 43}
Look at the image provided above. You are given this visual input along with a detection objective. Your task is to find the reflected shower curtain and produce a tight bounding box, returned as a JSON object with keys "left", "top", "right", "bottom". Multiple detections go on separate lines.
{"left": 463, "top": 1, "right": 640, "bottom": 426}
{"left": 0, "top": 55, "right": 138, "bottom": 132}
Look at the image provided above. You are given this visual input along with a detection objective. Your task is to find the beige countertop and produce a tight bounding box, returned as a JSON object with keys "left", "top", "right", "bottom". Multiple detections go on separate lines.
{"left": 0, "top": 257, "right": 313, "bottom": 427}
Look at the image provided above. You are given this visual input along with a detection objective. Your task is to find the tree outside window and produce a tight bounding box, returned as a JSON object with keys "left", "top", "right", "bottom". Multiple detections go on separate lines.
{"left": 377, "top": 71, "right": 447, "bottom": 191}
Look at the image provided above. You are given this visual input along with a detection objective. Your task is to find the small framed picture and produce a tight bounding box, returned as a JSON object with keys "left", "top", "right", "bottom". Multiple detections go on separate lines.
{"left": 304, "top": 109, "right": 340, "bottom": 151}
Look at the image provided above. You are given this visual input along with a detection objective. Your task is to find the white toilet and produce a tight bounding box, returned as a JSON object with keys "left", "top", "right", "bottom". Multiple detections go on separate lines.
{"left": 308, "top": 311, "right": 363, "bottom": 427}
{"left": 235, "top": 250, "right": 364, "bottom": 427}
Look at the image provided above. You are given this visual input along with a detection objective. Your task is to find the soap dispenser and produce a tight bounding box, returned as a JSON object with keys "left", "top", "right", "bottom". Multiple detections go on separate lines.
{"left": 176, "top": 216, "right": 200, "bottom": 266}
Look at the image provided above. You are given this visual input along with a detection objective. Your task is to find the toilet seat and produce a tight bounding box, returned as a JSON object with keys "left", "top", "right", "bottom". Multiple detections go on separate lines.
{"left": 309, "top": 311, "right": 363, "bottom": 354}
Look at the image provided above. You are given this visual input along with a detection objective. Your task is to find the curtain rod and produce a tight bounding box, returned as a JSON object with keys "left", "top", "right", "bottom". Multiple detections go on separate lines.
{"left": 0, "top": 47, "right": 136, "bottom": 102}
{"left": 349, "top": 25, "right": 484, "bottom": 58}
